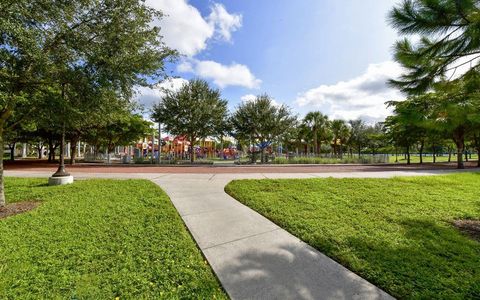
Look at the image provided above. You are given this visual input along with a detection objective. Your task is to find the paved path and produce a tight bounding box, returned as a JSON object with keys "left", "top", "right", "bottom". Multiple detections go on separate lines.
{"left": 5, "top": 168, "right": 474, "bottom": 299}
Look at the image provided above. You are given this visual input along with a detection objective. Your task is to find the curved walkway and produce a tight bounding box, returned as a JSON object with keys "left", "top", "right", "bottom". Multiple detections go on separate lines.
{"left": 5, "top": 168, "right": 475, "bottom": 299}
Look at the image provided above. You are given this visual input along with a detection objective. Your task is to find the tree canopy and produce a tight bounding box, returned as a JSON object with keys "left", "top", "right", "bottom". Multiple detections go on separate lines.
{"left": 151, "top": 79, "right": 228, "bottom": 162}
{"left": 389, "top": 0, "right": 480, "bottom": 93}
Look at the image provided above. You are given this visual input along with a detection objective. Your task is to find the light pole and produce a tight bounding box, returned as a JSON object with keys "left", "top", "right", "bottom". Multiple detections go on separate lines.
{"left": 151, "top": 130, "right": 155, "bottom": 164}
{"left": 49, "top": 83, "right": 73, "bottom": 185}
{"left": 158, "top": 122, "right": 161, "bottom": 164}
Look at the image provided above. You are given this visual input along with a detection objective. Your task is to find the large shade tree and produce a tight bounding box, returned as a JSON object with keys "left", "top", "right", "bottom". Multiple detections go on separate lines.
{"left": 0, "top": 0, "right": 175, "bottom": 207}
{"left": 151, "top": 79, "right": 228, "bottom": 162}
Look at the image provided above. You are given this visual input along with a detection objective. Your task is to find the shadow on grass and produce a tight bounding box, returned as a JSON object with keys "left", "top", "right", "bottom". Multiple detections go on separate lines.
{"left": 344, "top": 219, "right": 480, "bottom": 299}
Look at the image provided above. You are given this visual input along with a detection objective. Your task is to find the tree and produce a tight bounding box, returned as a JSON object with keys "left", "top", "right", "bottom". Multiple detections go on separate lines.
{"left": 231, "top": 94, "right": 295, "bottom": 163}
{"left": 429, "top": 74, "right": 480, "bottom": 169}
{"left": 279, "top": 118, "right": 301, "bottom": 157}
{"left": 0, "top": 0, "right": 175, "bottom": 206}
{"left": 348, "top": 119, "right": 368, "bottom": 156}
{"left": 152, "top": 79, "right": 228, "bottom": 163}
{"left": 97, "top": 114, "right": 151, "bottom": 164}
{"left": 389, "top": 0, "right": 480, "bottom": 93}
{"left": 365, "top": 123, "right": 387, "bottom": 156}
{"left": 385, "top": 106, "right": 419, "bottom": 165}
{"left": 303, "top": 111, "right": 329, "bottom": 155}
{"left": 330, "top": 119, "right": 350, "bottom": 158}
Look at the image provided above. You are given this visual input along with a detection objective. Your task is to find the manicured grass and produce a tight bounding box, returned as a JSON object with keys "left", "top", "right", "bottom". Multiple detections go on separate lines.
{"left": 388, "top": 154, "right": 478, "bottom": 164}
{"left": 0, "top": 178, "right": 226, "bottom": 299}
{"left": 225, "top": 173, "right": 480, "bottom": 299}
{"left": 273, "top": 156, "right": 387, "bottom": 164}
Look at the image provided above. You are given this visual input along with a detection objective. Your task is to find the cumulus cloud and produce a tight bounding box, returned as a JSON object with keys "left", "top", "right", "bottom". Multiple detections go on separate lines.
{"left": 147, "top": 0, "right": 241, "bottom": 56}
{"left": 208, "top": 3, "right": 242, "bottom": 42}
{"left": 295, "top": 61, "right": 404, "bottom": 123}
{"left": 178, "top": 59, "right": 261, "bottom": 89}
{"left": 134, "top": 78, "right": 188, "bottom": 110}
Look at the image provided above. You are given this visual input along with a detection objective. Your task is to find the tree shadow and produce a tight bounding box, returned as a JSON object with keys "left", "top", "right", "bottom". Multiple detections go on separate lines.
{"left": 344, "top": 218, "right": 480, "bottom": 299}
{"left": 213, "top": 236, "right": 392, "bottom": 300}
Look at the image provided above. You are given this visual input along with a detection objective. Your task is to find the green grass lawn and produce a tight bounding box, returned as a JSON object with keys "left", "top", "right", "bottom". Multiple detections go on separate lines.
{"left": 0, "top": 178, "right": 226, "bottom": 299}
{"left": 225, "top": 173, "right": 480, "bottom": 299}
{"left": 273, "top": 156, "right": 387, "bottom": 164}
{"left": 388, "top": 154, "right": 478, "bottom": 163}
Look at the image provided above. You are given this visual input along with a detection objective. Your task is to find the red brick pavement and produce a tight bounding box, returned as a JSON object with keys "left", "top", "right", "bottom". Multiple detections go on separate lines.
{"left": 4, "top": 160, "right": 478, "bottom": 174}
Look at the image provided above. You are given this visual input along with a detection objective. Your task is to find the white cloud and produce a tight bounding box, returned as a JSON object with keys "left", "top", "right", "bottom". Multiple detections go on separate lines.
{"left": 177, "top": 60, "right": 194, "bottom": 73}
{"left": 241, "top": 94, "right": 282, "bottom": 107}
{"left": 208, "top": 3, "right": 242, "bottom": 42}
{"left": 135, "top": 78, "right": 188, "bottom": 109}
{"left": 241, "top": 94, "right": 257, "bottom": 102}
{"left": 295, "top": 61, "right": 404, "bottom": 123}
{"left": 147, "top": 0, "right": 241, "bottom": 56}
{"left": 180, "top": 59, "right": 261, "bottom": 89}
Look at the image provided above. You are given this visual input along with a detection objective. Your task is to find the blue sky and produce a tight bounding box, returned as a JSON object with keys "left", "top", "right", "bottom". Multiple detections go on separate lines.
{"left": 139, "top": 0, "right": 404, "bottom": 123}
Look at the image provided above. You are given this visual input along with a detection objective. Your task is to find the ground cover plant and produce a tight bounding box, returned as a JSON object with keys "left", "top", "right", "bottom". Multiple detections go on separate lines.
{"left": 225, "top": 173, "right": 480, "bottom": 299}
{"left": 0, "top": 178, "right": 226, "bottom": 299}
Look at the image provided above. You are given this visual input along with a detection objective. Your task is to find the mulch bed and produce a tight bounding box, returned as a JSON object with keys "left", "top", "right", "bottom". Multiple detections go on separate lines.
{"left": 0, "top": 201, "right": 41, "bottom": 219}
{"left": 453, "top": 220, "right": 480, "bottom": 241}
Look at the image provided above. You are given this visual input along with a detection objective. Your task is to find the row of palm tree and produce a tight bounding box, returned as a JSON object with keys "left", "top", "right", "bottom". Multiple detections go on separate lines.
{"left": 282, "top": 111, "right": 383, "bottom": 158}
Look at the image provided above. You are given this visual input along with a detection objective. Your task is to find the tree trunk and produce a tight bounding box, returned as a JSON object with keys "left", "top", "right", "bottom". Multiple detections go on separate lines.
{"left": 70, "top": 137, "right": 78, "bottom": 165}
{"left": 37, "top": 142, "right": 43, "bottom": 159}
{"left": 456, "top": 141, "right": 465, "bottom": 169}
{"left": 453, "top": 129, "right": 465, "bottom": 169}
{"left": 432, "top": 144, "right": 436, "bottom": 164}
{"left": 419, "top": 141, "right": 424, "bottom": 164}
{"left": 477, "top": 147, "right": 480, "bottom": 167}
{"left": 0, "top": 126, "right": 5, "bottom": 207}
{"left": 190, "top": 137, "right": 195, "bottom": 163}
{"left": 406, "top": 145, "right": 411, "bottom": 165}
{"left": 448, "top": 147, "right": 452, "bottom": 162}
{"left": 9, "top": 143, "right": 15, "bottom": 161}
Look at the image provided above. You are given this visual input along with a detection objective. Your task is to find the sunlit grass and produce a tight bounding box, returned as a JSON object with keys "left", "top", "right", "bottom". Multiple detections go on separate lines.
{"left": 225, "top": 173, "right": 480, "bottom": 299}
{"left": 0, "top": 178, "right": 226, "bottom": 299}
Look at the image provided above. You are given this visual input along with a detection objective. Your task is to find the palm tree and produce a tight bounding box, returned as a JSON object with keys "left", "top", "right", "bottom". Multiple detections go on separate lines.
{"left": 331, "top": 119, "right": 350, "bottom": 158}
{"left": 389, "top": 0, "right": 480, "bottom": 93}
{"left": 303, "top": 111, "right": 328, "bottom": 155}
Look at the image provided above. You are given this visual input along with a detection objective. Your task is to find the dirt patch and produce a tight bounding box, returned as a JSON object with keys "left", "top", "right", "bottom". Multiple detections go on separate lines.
{"left": 0, "top": 201, "right": 41, "bottom": 219}
{"left": 453, "top": 220, "right": 480, "bottom": 241}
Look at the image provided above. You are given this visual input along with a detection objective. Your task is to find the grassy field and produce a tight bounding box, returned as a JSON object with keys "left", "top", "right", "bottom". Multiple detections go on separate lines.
{"left": 388, "top": 154, "right": 478, "bottom": 163}
{"left": 225, "top": 173, "right": 480, "bottom": 299}
{"left": 0, "top": 178, "right": 226, "bottom": 299}
{"left": 273, "top": 156, "right": 387, "bottom": 164}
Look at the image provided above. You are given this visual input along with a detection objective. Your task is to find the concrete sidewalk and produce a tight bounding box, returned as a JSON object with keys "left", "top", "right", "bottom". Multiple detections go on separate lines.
{"left": 6, "top": 169, "right": 471, "bottom": 299}
{"left": 153, "top": 173, "right": 397, "bottom": 300}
